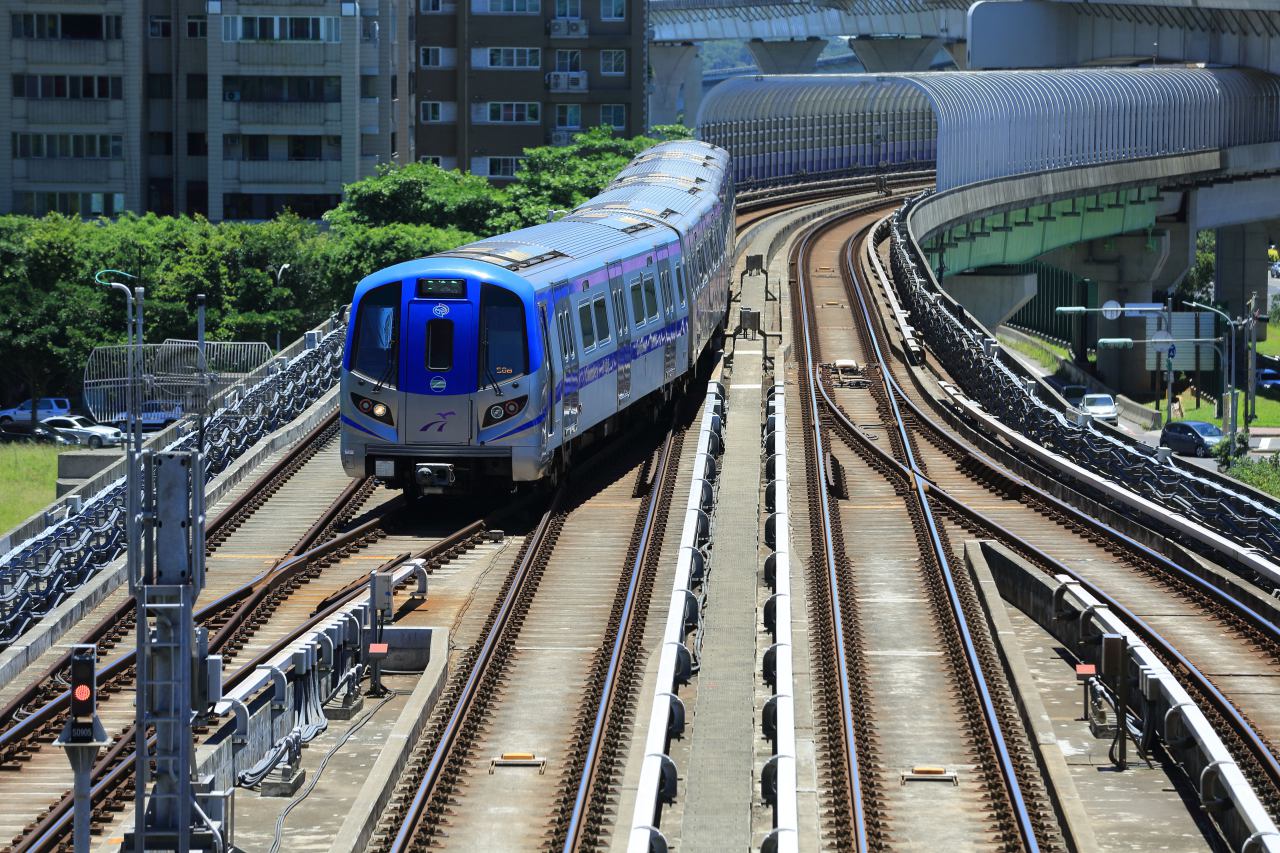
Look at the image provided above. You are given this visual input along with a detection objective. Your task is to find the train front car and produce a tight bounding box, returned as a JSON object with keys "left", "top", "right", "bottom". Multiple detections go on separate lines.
{"left": 340, "top": 259, "right": 547, "bottom": 494}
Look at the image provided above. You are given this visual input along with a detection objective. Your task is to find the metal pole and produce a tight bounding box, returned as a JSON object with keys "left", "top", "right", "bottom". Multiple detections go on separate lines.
{"left": 1248, "top": 292, "right": 1258, "bottom": 426}
{"left": 1229, "top": 319, "right": 1237, "bottom": 453}
{"left": 132, "top": 285, "right": 147, "bottom": 853}
{"left": 1165, "top": 297, "right": 1174, "bottom": 417}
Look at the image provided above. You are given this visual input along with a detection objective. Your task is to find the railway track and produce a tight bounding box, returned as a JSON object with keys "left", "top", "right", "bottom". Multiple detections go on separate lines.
{"left": 371, "top": 420, "right": 682, "bottom": 853}
{"left": 839, "top": 222, "right": 1280, "bottom": 822}
{"left": 791, "top": 201, "right": 1051, "bottom": 851}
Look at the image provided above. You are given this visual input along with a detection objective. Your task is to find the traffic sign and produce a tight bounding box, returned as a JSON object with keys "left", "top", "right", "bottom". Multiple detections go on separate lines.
{"left": 1126, "top": 302, "right": 1163, "bottom": 317}
{"left": 1101, "top": 299, "right": 1122, "bottom": 320}
{"left": 1152, "top": 330, "right": 1173, "bottom": 354}
{"left": 1167, "top": 344, "right": 1176, "bottom": 360}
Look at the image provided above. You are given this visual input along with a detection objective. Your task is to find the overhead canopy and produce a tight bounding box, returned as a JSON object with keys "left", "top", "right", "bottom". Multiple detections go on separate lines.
{"left": 697, "top": 67, "right": 1280, "bottom": 190}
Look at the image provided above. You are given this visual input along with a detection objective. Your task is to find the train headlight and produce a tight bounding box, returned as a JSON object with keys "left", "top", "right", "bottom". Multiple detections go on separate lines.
{"left": 481, "top": 395, "right": 528, "bottom": 428}
{"left": 350, "top": 392, "right": 394, "bottom": 426}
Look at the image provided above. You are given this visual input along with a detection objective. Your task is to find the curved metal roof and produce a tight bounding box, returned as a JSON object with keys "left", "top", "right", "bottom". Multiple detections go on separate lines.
{"left": 697, "top": 68, "right": 1280, "bottom": 190}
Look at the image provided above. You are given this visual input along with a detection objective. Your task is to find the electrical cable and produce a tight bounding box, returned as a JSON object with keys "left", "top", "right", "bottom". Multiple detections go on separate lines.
{"left": 268, "top": 687, "right": 411, "bottom": 853}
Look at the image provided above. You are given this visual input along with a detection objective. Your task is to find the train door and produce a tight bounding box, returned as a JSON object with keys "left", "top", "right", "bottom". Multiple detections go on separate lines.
{"left": 553, "top": 288, "right": 580, "bottom": 438}
{"left": 403, "top": 296, "right": 474, "bottom": 444}
{"left": 538, "top": 302, "right": 555, "bottom": 457}
{"left": 656, "top": 244, "right": 677, "bottom": 381}
{"left": 608, "top": 261, "right": 631, "bottom": 403}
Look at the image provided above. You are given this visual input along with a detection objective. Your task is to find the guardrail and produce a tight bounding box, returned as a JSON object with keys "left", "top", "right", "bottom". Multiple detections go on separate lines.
{"left": 760, "top": 381, "right": 797, "bottom": 853}
{"left": 887, "top": 200, "right": 1280, "bottom": 584}
{"left": 0, "top": 315, "right": 349, "bottom": 647}
{"left": 628, "top": 384, "right": 724, "bottom": 853}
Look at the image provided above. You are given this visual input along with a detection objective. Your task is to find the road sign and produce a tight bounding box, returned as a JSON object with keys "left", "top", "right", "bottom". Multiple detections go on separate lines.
{"left": 1167, "top": 344, "right": 1176, "bottom": 360}
{"left": 1126, "top": 302, "right": 1163, "bottom": 317}
{"left": 1151, "top": 330, "right": 1173, "bottom": 354}
{"left": 1101, "top": 299, "right": 1123, "bottom": 320}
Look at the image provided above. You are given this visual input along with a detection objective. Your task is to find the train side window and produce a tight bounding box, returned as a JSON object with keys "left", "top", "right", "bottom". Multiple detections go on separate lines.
{"left": 425, "top": 319, "right": 453, "bottom": 372}
{"left": 593, "top": 296, "right": 610, "bottom": 343}
{"left": 350, "top": 281, "right": 400, "bottom": 385}
{"left": 659, "top": 270, "right": 673, "bottom": 312}
{"left": 577, "top": 300, "right": 596, "bottom": 350}
{"left": 629, "top": 277, "right": 645, "bottom": 326}
{"left": 613, "top": 290, "right": 628, "bottom": 332}
{"left": 642, "top": 274, "right": 659, "bottom": 322}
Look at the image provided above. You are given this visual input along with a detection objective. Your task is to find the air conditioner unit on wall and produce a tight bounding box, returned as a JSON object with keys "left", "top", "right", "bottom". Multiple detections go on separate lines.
{"left": 567, "top": 19, "right": 585, "bottom": 35}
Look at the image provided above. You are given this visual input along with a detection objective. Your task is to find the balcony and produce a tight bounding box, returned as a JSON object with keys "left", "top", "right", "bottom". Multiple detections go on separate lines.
{"left": 229, "top": 101, "right": 342, "bottom": 128}
{"left": 25, "top": 100, "right": 114, "bottom": 124}
{"left": 224, "top": 159, "right": 343, "bottom": 186}
{"left": 360, "top": 97, "right": 380, "bottom": 132}
{"left": 232, "top": 42, "right": 334, "bottom": 68}
{"left": 19, "top": 159, "right": 125, "bottom": 183}
{"left": 13, "top": 40, "right": 117, "bottom": 66}
{"left": 546, "top": 71, "right": 588, "bottom": 93}
{"left": 548, "top": 17, "right": 588, "bottom": 38}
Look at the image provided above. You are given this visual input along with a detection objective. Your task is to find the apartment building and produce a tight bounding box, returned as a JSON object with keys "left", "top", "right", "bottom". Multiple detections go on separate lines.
{"left": 2, "top": 0, "right": 411, "bottom": 220}
{"left": 414, "top": 0, "right": 646, "bottom": 179}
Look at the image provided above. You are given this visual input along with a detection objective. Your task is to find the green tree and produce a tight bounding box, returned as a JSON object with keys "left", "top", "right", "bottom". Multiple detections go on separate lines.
{"left": 326, "top": 162, "right": 504, "bottom": 233}
{"left": 1177, "top": 229, "right": 1216, "bottom": 303}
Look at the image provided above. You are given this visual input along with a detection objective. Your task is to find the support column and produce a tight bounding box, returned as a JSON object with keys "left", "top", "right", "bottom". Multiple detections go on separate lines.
{"left": 939, "top": 269, "right": 1036, "bottom": 331}
{"left": 943, "top": 41, "right": 968, "bottom": 70}
{"left": 682, "top": 47, "right": 704, "bottom": 128}
{"left": 746, "top": 37, "right": 825, "bottom": 75}
{"left": 1215, "top": 221, "right": 1269, "bottom": 321}
{"left": 649, "top": 42, "right": 698, "bottom": 128}
{"left": 847, "top": 35, "right": 944, "bottom": 72}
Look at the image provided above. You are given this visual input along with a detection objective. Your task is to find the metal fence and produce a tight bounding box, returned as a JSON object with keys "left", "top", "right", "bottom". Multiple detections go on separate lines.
{"left": 887, "top": 194, "right": 1280, "bottom": 571}
{"left": 0, "top": 319, "right": 346, "bottom": 648}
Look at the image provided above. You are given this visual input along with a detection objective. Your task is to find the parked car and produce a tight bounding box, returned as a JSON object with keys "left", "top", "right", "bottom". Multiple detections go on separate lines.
{"left": 107, "top": 400, "right": 185, "bottom": 431}
{"left": 1061, "top": 384, "right": 1087, "bottom": 407}
{"left": 0, "top": 397, "right": 72, "bottom": 424}
{"left": 0, "top": 421, "right": 78, "bottom": 445}
{"left": 1081, "top": 393, "right": 1119, "bottom": 424}
{"left": 1159, "top": 420, "right": 1223, "bottom": 457}
{"left": 41, "top": 416, "right": 123, "bottom": 449}
{"left": 1258, "top": 369, "right": 1280, "bottom": 392}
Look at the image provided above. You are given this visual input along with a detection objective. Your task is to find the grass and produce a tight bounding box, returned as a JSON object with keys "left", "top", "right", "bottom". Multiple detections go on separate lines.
{"left": 997, "top": 333, "right": 1066, "bottom": 373}
{"left": 0, "top": 443, "right": 66, "bottom": 533}
{"left": 1257, "top": 334, "right": 1280, "bottom": 358}
{"left": 1224, "top": 455, "right": 1280, "bottom": 499}
{"left": 1145, "top": 387, "right": 1280, "bottom": 429}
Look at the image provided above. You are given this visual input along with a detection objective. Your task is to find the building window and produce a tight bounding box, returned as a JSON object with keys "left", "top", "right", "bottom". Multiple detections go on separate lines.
{"left": 223, "top": 76, "right": 342, "bottom": 103}
{"left": 14, "top": 191, "right": 126, "bottom": 218}
{"left": 554, "top": 0, "right": 581, "bottom": 16}
{"left": 488, "top": 157, "right": 519, "bottom": 177}
{"left": 420, "top": 46, "right": 450, "bottom": 67}
{"left": 485, "top": 0, "right": 539, "bottom": 12}
{"left": 288, "top": 135, "right": 322, "bottom": 161}
{"left": 11, "top": 133, "right": 123, "bottom": 160}
{"left": 11, "top": 14, "right": 59, "bottom": 39}
{"left": 487, "top": 102, "right": 539, "bottom": 123}
{"left": 600, "top": 103, "right": 625, "bottom": 129}
{"left": 221, "top": 16, "right": 340, "bottom": 42}
{"left": 600, "top": 49, "right": 625, "bottom": 75}
{"left": 486, "top": 47, "right": 540, "bottom": 68}
{"left": 187, "top": 74, "right": 207, "bottom": 100}
{"left": 419, "top": 155, "right": 442, "bottom": 166}
{"left": 12, "top": 74, "right": 123, "bottom": 100}
{"left": 600, "top": 0, "right": 625, "bottom": 20}
{"left": 556, "top": 104, "right": 581, "bottom": 129}
{"left": 148, "top": 16, "right": 171, "bottom": 37}
{"left": 187, "top": 133, "right": 208, "bottom": 156}
{"left": 554, "top": 50, "right": 581, "bottom": 72}
{"left": 420, "top": 101, "right": 442, "bottom": 122}
{"left": 146, "top": 74, "right": 172, "bottom": 99}
{"left": 186, "top": 15, "right": 207, "bottom": 38}
{"left": 148, "top": 132, "right": 174, "bottom": 156}
{"left": 12, "top": 13, "right": 122, "bottom": 40}
{"left": 420, "top": 0, "right": 448, "bottom": 11}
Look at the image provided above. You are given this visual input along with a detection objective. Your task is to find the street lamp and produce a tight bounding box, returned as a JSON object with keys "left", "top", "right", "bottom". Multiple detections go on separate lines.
{"left": 1057, "top": 301, "right": 1175, "bottom": 412}
{"left": 1185, "top": 300, "right": 1246, "bottom": 446}
{"left": 274, "top": 264, "right": 291, "bottom": 352}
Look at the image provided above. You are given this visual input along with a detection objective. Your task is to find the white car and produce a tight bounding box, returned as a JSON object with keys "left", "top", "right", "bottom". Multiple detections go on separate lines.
{"left": 41, "top": 416, "right": 123, "bottom": 449}
{"left": 0, "top": 397, "right": 72, "bottom": 424}
{"left": 1081, "top": 393, "right": 1120, "bottom": 424}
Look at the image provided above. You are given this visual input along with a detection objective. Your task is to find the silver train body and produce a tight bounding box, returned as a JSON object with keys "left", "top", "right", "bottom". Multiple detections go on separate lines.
{"left": 339, "top": 140, "right": 734, "bottom": 492}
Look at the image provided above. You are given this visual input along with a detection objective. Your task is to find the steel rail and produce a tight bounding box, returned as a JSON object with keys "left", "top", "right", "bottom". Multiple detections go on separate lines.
{"left": 387, "top": 497, "right": 562, "bottom": 853}
{"left": 17, "top": 520, "right": 490, "bottom": 852}
{"left": 560, "top": 430, "right": 678, "bottom": 852}
{"left": 836, "top": 224, "right": 1042, "bottom": 852}
{"left": 790, "top": 208, "right": 869, "bottom": 853}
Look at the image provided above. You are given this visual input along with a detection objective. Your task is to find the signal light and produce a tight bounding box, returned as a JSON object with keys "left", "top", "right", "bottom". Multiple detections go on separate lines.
{"left": 69, "top": 645, "right": 96, "bottom": 720}
{"left": 481, "top": 395, "right": 529, "bottom": 428}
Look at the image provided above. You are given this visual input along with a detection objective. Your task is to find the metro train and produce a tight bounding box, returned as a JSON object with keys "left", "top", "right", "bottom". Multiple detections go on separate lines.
{"left": 339, "top": 140, "right": 734, "bottom": 494}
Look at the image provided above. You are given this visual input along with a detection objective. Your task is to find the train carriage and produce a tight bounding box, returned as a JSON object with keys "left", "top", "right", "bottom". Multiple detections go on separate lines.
{"left": 339, "top": 140, "right": 733, "bottom": 494}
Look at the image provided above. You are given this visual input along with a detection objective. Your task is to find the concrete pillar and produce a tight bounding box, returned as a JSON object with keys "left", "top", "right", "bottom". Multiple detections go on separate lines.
{"left": 683, "top": 47, "right": 704, "bottom": 127}
{"left": 939, "top": 269, "right": 1037, "bottom": 331}
{"left": 746, "top": 37, "right": 825, "bottom": 75}
{"left": 943, "top": 41, "right": 968, "bottom": 70}
{"left": 1215, "top": 221, "right": 1269, "bottom": 321}
{"left": 649, "top": 42, "right": 698, "bottom": 128}
{"left": 847, "top": 36, "right": 944, "bottom": 73}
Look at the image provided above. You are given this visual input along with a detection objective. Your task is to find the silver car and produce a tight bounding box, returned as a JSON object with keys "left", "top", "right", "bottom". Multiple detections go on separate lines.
{"left": 42, "top": 416, "right": 123, "bottom": 449}
{"left": 1081, "top": 393, "right": 1120, "bottom": 425}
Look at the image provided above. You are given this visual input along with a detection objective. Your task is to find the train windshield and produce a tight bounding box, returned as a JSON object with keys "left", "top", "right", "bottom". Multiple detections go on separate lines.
{"left": 479, "top": 284, "right": 528, "bottom": 385}
{"left": 351, "top": 281, "right": 400, "bottom": 387}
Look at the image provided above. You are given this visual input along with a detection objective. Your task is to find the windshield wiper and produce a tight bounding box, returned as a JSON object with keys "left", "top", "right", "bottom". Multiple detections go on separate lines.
{"left": 372, "top": 341, "right": 397, "bottom": 393}
{"left": 479, "top": 328, "right": 504, "bottom": 397}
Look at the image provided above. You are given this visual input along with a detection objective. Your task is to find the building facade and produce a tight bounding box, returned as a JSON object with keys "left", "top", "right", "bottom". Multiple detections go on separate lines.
{"left": 414, "top": 0, "right": 646, "bottom": 179}
{"left": 2, "top": 0, "right": 411, "bottom": 220}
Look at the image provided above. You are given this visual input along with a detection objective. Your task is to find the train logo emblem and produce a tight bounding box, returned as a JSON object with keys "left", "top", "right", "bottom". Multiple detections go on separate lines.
{"left": 420, "top": 411, "right": 455, "bottom": 432}
{"left": 430, "top": 376, "right": 447, "bottom": 392}
{"left": 432, "top": 303, "right": 449, "bottom": 318}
